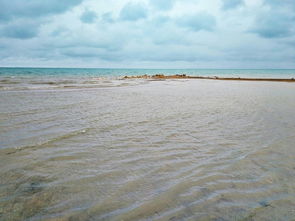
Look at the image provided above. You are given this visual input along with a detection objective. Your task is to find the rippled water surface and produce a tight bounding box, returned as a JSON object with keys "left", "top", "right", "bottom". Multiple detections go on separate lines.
{"left": 1, "top": 77, "right": 295, "bottom": 220}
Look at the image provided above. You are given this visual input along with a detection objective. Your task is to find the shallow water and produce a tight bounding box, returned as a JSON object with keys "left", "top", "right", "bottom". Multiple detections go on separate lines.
{"left": 1, "top": 78, "right": 295, "bottom": 220}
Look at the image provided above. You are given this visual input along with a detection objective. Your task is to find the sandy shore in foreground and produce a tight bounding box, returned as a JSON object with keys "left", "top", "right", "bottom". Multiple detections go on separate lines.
{"left": 123, "top": 74, "right": 295, "bottom": 82}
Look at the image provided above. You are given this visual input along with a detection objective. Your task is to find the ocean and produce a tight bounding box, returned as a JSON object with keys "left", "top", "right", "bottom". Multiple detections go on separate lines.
{"left": 1, "top": 68, "right": 295, "bottom": 220}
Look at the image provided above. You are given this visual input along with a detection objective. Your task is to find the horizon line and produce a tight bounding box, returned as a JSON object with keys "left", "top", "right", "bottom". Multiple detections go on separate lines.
{"left": 1, "top": 66, "right": 295, "bottom": 70}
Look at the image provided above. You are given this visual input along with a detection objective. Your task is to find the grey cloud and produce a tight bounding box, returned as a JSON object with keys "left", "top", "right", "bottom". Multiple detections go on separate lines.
{"left": 58, "top": 42, "right": 205, "bottom": 62}
{"left": 149, "top": 0, "right": 175, "bottom": 11}
{"left": 119, "top": 2, "right": 148, "bottom": 21}
{"left": 0, "top": 0, "right": 83, "bottom": 21}
{"left": 43, "top": 31, "right": 125, "bottom": 52}
{"left": 152, "top": 16, "right": 170, "bottom": 24}
{"left": 61, "top": 47, "right": 123, "bottom": 61}
{"left": 176, "top": 12, "right": 216, "bottom": 32}
{"left": 144, "top": 16, "right": 189, "bottom": 46}
{"left": 80, "top": 10, "right": 97, "bottom": 24}
{"left": 250, "top": 12, "right": 295, "bottom": 38}
{"left": 249, "top": 0, "right": 295, "bottom": 39}
{"left": 263, "top": 0, "right": 295, "bottom": 10}
{"left": 0, "top": 21, "right": 39, "bottom": 39}
{"left": 222, "top": 0, "right": 244, "bottom": 10}
{"left": 0, "top": 0, "right": 83, "bottom": 40}
{"left": 101, "top": 13, "right": 115, "bottom": 23}
{"left": 50, "top": 27, "right": 69, "bottom": 37}
{"left": 124, "top": 46, "right": 215, "bottom": 62}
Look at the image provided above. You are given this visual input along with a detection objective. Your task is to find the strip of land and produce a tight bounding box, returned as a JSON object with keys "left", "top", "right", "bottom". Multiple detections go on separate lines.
{"left": 123, "top": 74, "right": 295, "bottom": 82}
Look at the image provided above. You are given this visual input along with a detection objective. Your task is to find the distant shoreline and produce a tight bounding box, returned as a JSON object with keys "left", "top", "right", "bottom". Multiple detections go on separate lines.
{"left": 123, "top": 74, "right": 295, "bottom": 82}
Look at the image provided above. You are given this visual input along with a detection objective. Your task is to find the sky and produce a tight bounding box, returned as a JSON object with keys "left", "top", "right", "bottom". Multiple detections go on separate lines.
{"left": 0, "top": 0, "right": 294, "bottom": 68}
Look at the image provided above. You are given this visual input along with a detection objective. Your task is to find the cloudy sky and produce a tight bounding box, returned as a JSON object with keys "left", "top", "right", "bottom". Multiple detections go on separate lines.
{"left": 0, "top": 0, "right": 294, "bottom": 68}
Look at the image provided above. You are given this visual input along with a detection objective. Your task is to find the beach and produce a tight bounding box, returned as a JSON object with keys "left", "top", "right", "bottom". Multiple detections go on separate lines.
{"left": 1, "top": 74, "right": 295, "bottom": 220}
{"left": 1, "top": 0, "right": 295, "bottom": 218}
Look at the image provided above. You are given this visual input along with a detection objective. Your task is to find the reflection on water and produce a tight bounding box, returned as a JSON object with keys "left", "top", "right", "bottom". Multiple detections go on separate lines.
{"left": 1, "top": 79, "right": 295, "bottom": 220}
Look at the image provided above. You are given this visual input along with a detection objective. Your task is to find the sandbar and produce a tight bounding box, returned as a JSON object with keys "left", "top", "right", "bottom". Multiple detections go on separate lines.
{"left": 123, "top": 74, "right": 295, "bottom": 82}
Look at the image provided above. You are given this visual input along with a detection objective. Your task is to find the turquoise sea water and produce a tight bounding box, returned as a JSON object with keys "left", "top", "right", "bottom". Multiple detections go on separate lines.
{"left": 1, "top": 67, "right": 295, "bottom": 78}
